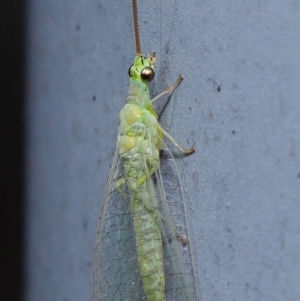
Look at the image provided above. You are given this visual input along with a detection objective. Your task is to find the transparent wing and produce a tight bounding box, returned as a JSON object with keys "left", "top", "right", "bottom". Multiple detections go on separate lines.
{"left": 91, "top": 147, "right": 145, "bottom": 301}
{"left": 91, "top": 137, "right": 199, "bottom": 301}
{"left": 154, "top": 142, "right": 199, "bottom": 301}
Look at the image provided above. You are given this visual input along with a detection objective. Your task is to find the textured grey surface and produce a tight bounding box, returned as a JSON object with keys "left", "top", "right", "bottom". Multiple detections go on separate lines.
{"left": 25, "top": 0, "right": 300, "bottom": 301}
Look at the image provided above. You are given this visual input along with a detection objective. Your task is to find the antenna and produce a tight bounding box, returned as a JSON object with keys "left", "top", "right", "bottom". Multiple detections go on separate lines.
{"left": 131, "top": 0, "right": 141, "bottom": 54}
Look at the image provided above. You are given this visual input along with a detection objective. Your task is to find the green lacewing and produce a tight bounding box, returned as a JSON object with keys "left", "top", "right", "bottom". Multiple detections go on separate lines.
{"left": 91, "top": 1, "right": 199, "bottom": 300}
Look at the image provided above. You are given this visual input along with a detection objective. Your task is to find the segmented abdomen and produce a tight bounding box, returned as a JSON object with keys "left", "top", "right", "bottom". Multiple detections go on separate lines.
{"left": 118, "top": 103, "right": 165, "bottom": 301}
{"left": 132, "top": 187, "right": 165, "bottom": 301}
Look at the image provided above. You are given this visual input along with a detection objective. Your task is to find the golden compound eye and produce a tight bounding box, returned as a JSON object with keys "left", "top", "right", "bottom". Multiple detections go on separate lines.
{"left": 128, "top": 65, "right": 133, "bottom": 77}
{"left": 141, "top": 67, "right": 155, "bottom": 82}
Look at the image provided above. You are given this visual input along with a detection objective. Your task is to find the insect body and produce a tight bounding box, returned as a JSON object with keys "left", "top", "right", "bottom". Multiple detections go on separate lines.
{"left": 119, "top": 53, "right": 164, "bottom": 300}
{"left": 91, "top": 1, "right": 198, "bottom": 300}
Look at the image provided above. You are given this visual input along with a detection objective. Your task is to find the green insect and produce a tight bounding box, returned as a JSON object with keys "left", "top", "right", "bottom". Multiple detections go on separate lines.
{"left": 91, "top": 1, "right": 199, "bottom": 300}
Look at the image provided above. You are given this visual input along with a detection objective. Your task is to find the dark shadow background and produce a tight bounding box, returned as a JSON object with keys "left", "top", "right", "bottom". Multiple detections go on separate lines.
{"left": 0, "top": 1, "right": 25, "bottom": 301}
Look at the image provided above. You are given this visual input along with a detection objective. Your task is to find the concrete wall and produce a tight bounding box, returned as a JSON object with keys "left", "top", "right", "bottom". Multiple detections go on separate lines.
{"left": 25, "top": 0, "right": 300, "bottom": 300}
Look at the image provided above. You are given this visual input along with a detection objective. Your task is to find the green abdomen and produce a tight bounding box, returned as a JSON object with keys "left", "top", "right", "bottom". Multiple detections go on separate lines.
{"left": 132, "top": 191, "right": 165, "bottom": 301}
